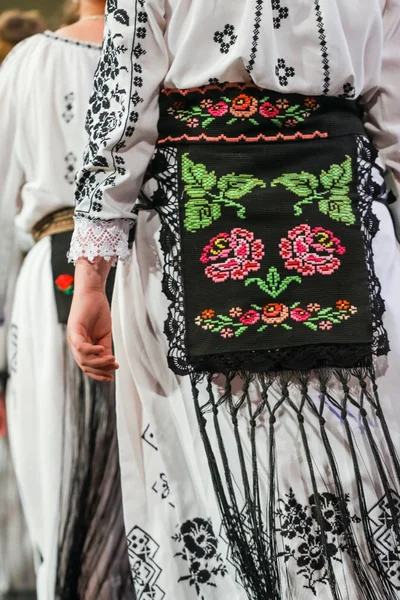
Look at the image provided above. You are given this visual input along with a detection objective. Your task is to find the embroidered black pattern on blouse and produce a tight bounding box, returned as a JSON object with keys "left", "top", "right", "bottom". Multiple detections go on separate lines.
{"left": 142, "top": 423, "right": 159, "bottom": 451}
{"left": 246, "top": 0, "right": 263, "bottom": 73}
{"left": 213, "top": 24, "right": 237, "bottom": 55}
{"left": 75, "top": 0, "right": 148, "bottom": 218}
{"left": 313, "top": 0, "right": 331, "bottom": 94}
{"left": 152, "top": 473, "right": 175, "bottom": 508}
{"left": 64, "top": 152, "right": 77, "bottom": 185}
{"left": 62, "top": 92, "right": 75, "bottom": 123}
{"left": 275, "top": 58, "right": 295, "bottom": 87}
{"left": 271, "top": 0, "right": 289, "bottom": 29}
{"left": 276, "top": 489, "right": 360, "bottom": 596}
{"left": 126, "top": 526, "right": 165, "bottom": 600}
{"left": 340, "top": 82, "right": 356, "bottom": 99}
{"left": 368, "top": 490, "right": 400, "bottom": 590}
{"left": 172, "top": 518, "right": 228, "bottom": 599}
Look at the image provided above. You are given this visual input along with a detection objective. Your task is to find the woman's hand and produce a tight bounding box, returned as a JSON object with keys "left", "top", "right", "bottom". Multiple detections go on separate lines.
{"left": 67, "top": 258, "right": 119, "bottom": 382}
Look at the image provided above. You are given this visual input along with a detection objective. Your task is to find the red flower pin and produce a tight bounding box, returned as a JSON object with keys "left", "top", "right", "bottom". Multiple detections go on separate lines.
{"left": 55, "top": 274, "right": 74, "bottom": 295}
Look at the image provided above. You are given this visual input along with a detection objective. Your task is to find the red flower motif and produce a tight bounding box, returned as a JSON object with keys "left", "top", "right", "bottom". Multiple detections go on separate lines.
{"left": 202, "top": 309, "right": 215, "bottom": 319}
{"left": 55, "top": 274, "right": 74, "bottom": 293}
{"left": 208, "top": 101, "right": 229, "bottom": 117}
{"left": 259, "top": 102, "right": 280, "bottom": 118}
{"left": 336, "top": 300, "right": 350, "bottom": 311}
{"left": 279, "top": 225, "right": 346, "bottom": 276}
{"left": 240, "top": 310, "right": 261, "bottom": 325}
{"left": 201, "top": 228, "right": 264, "bottom": 283}
{"left": 262, "top": 303, "right": 289, "bottom": 325}
{"left": 230, "top": 94, "right": 258, "bottom": 118}
{"left": 290, "top": 307, "right": 311, "bottom": 322}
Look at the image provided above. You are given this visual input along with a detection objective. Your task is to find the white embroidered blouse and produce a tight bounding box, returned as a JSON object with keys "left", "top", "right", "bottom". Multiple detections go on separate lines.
{"left": 70, "top": 0, "right": 400, "bottom": 263}
{"left": 0, "top": 32, "right": 101, "bottom": 373}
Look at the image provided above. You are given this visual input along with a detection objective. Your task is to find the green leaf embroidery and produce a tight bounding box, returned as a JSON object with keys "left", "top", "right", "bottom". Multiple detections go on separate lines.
{"left": 235, "top": 326, "right": 248, "bottom": 337}
{"left": 182, "top": 154, "right": 217, "bottom": 191}
{"left": 271, "top": 172, "right": 319, "bottom": 198}
{"left": 182, "top": 153, "right": 266, "bottom": 231}
{"left": 202, "top": 117, "right": 215, "bottom": 128}
{"left": 304, "top": 322, "right": 318, "bottom": 331}
{"left": 218, "top": 174, "right": 266, "bottom": 200}
{"left": 282, "top": 323, "right": 293, "bottom": 331}
{"left": 320, "top": 156, "right": 352, "bottom": 190}
{"left": 272, "top": 155, "right": 356, "bottom": 225}
{"left": 245, "top": 267, "right": 302, "bottom": 298}
{"left": 318, "top": 196, "right": 355, "bottom": 226}
{"left": 316, "top": 308, "right": 334, "bottom": 317}
{"left": 184, "top": 200, "right": 221, "bottom": 232}
{"left": 257, "top": 325, "right": 269, "bottom": 332}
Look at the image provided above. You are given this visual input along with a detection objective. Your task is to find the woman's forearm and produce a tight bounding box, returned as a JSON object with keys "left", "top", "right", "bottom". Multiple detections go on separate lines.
{"left": 74, "top": 257, "right": 113, "bottom": 294}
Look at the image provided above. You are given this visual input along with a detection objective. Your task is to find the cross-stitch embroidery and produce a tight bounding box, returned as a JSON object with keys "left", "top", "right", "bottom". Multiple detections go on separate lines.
{"left": 182, "top": 154, "right": 265, "bottom": 232}
{"left": 200, "top": 228, "right": 265, "bottom": 282}
{"left": 272, "top": 156, "right": 356, "bottom": 225}
{"left": 195, "top": 300, "right": 358, "bottom": 338}
{"left": 168, "top": 94, "right": 320, "bottom": 130}
{"left": 279, "top": 224, "right": 346, "bottom": 276}
{"left": 200, "top": 225, "right": 345, "bottom": 295}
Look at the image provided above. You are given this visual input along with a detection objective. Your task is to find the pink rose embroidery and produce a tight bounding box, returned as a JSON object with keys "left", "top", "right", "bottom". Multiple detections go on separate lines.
{"left": 208, "top": 101, "right": 229, "bottom": 117}
{"left": 290, "top": 307, "right": 311, "bottom": 322}
{"left": 279, "top": 224, "right": 346, "bottom": 276}
{"left": 240, "top": 310, "right": 261, "bottom": 325}
{"left": 201, "top": 228, "right": 264, "bottom": 283}
{"left": 259, "top": 102, "right": 280, "bottom": 118}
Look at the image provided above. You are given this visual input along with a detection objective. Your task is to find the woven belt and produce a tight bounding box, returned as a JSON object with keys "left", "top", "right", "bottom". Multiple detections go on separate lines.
{"left": 32, "top": 208, "right": 75, "bottom": 243}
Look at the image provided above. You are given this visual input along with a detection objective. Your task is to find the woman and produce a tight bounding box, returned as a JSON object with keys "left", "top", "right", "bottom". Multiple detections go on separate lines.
{"left": 68, "top": 1, "right": 400, "bottom": 598}
{"left": 0, "top": 1, "right": 133, "bottom": 598}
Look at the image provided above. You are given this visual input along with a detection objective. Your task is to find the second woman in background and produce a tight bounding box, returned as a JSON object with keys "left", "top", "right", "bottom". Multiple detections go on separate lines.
{"left": 0, "top": 1, "right": 134, "bottom": 598}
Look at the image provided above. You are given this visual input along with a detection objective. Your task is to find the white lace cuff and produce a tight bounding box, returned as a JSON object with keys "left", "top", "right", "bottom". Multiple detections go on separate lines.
{"left": 68, "top": 218, "right": 134, "bottom": 264}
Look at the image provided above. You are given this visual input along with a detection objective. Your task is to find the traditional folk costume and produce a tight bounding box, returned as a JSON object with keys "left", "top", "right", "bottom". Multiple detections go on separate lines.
{"left": 0, "top": 33, "right": 133, "bottom": 600}
{"left": 70, "top": 1, "right": 400, "bottom": 598}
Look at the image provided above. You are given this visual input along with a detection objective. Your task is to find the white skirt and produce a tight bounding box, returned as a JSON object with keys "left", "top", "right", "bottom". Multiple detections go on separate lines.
{"left": 7, "top": 236, "right": 132, "bottom": 600}
{"left": 113, "top": 199, "right": 400, "bottom": 600}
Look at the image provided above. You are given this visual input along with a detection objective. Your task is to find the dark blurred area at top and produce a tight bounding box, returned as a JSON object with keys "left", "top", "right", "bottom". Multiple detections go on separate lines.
{"left": 0, "top": 1, "right": 79, "bottom": 64}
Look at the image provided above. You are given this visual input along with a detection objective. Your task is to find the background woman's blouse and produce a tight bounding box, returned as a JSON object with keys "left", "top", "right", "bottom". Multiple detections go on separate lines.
{"left": 0, "top": 33, "right": 101, "bottom": 373}
{"left": 70, "top": 0, "right": 400, "bottom": 263}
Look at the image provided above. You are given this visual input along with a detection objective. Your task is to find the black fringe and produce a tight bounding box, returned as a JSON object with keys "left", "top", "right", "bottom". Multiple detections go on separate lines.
{"left": 192, "top": 366, "right": 400, "bottom": 600}
{"left": 56, "top": 336, "right": 135, "bottom": 600}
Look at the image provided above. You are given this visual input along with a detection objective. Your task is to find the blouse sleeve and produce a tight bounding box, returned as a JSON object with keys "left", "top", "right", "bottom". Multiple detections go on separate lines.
{"left": 363, "top": 0, "right": 400, "bottom": 192}
{"left": 69, "top": 0, "right": 169, "bottom": 263}
{"left": 0, "top": 51, "right": 25, "bottom": 377}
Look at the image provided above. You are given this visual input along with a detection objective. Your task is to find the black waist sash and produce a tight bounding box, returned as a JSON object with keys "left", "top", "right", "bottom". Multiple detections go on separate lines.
{"left": 139, "top": 84, "right": 399, "bottom": 600}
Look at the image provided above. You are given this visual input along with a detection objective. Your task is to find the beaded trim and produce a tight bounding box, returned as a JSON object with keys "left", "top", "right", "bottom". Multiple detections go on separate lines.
{"left": 43, "top": 30, "right": 102, "bottom": 51}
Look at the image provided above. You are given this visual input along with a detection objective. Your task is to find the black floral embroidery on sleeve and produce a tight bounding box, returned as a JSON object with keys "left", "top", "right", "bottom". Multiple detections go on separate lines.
{"left": 75, "top": 0, "right": 149, "bottom": 217}
{"left": 172, "top": 518, "right": 228, "bottom": 599}
{"left": 275, "top": 58, "right": 296, "bottom": 87}
{"left": 214, "top": 24, "right": 237, "bottom": 54}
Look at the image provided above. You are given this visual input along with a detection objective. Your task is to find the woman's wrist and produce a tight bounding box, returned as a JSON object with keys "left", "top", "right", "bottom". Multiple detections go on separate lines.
{"left": 74, "top": 257, "right": 113, "bottom": 294}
